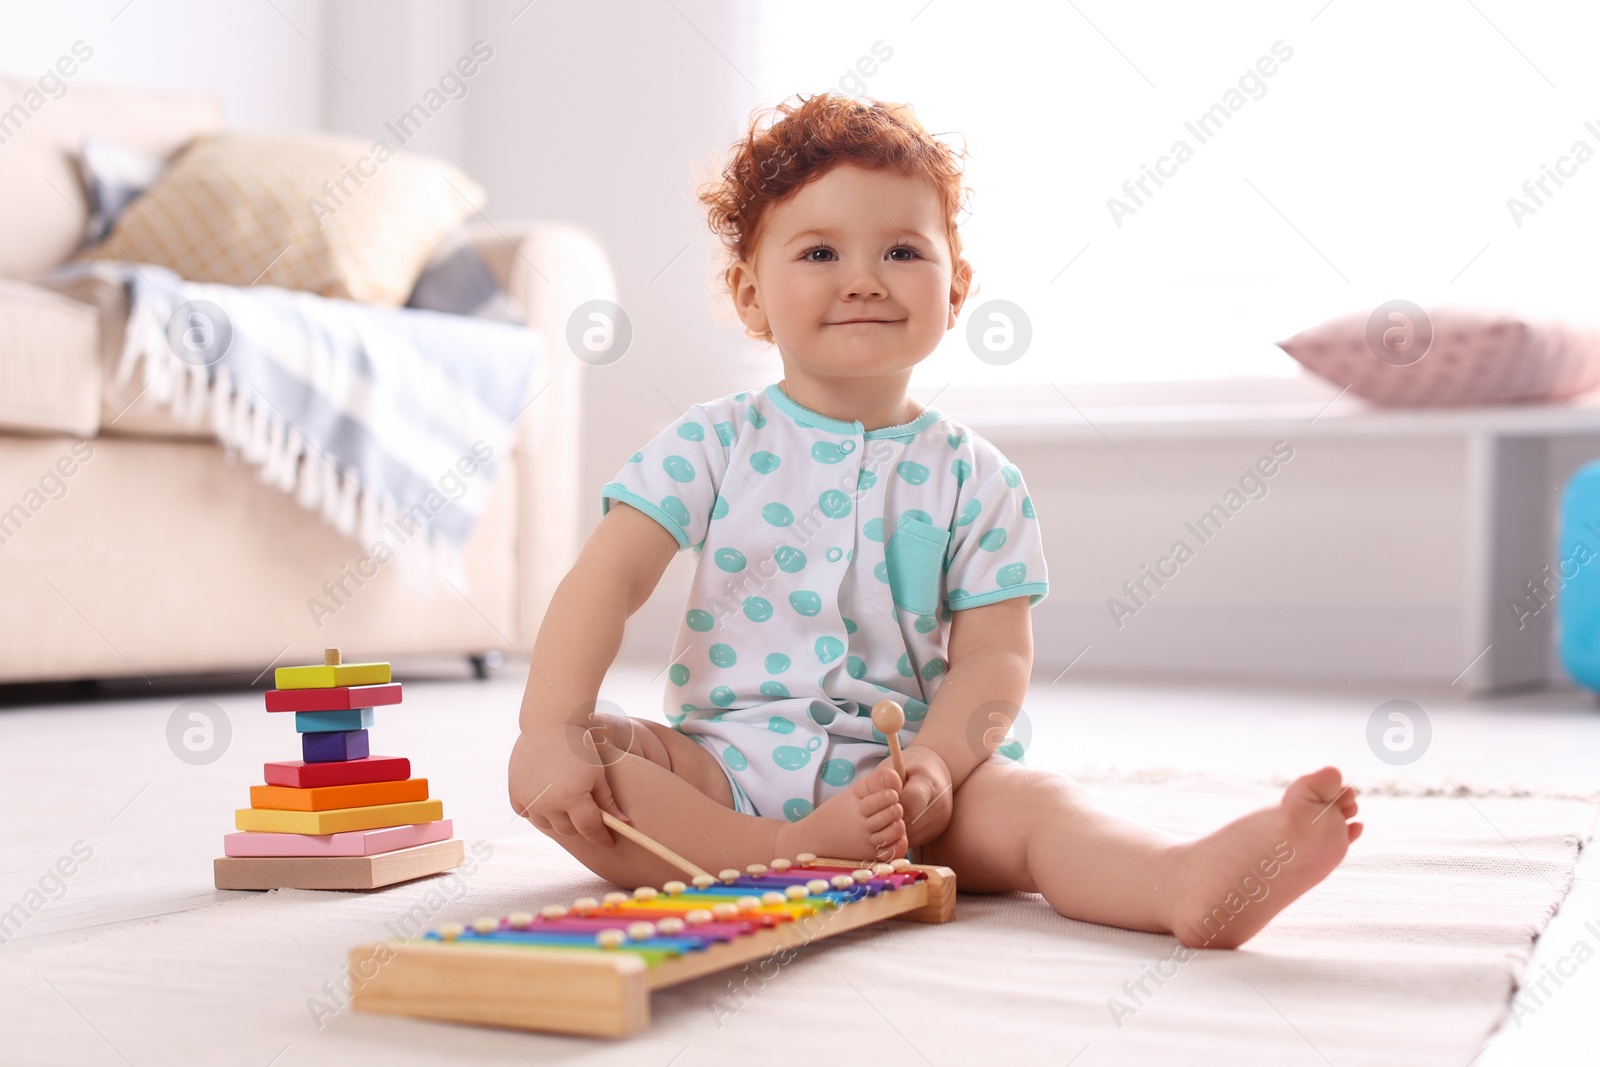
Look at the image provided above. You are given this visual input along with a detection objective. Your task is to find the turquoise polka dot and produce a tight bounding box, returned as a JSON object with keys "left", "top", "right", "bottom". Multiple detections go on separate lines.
{"left": 1002, "top": 464, "right": 1022, "bottom": 488}
{"left": 723, "top": 744, "right": 749, "bottom": 771}
{"left": 815, "top": 635, "right": 845, "bottom": 664}
{"left": 767, "top": 716, "right": 796, "bottom": 734}
{"left": 811, "top": 441, "right": 850, "bottom": 464}
{"left": 819, "top": 489, "right": 851, "bottom": 518}
{"left": 763, "top": 503, "right": 794, "bottom": 527}
{"left": 629, "top": 451, "right": 643, "bottom": 462}
{"left": 998, "top": 563, "right": 1028, "bottom": 587}
{"left": 751, "top": 450, "right": 781, "bottom": 474}
{"left": 677, "top": 422, "right": 705, "bottom": 442}
{"left": 864, "top": 517, "right": 886, "bottom": 542}
{"left": 947, "top": 433, "right": 967, "bottom": 448}
{"left": 735, "top": 391, "right": 747, "bottom": 400}
{"left": 667, "top": 707, "right": 689, "bottom": 724}
{"left": 921, "top": 657, "right": 947, "bottom": 681}
{"left": 846, "top": 655, "right": 866, "bottom": 679}
{"left": 896, "top": 461, "right": 930, "bottom": 486}
{"left": 711, "top": 496, "right": 729, "bottom": 519}
{"left": 826, "top": 547, "right": 842, "bottom": 562}
{"left": 709, "top": 643, "right": 737, "bottom": 668}
{"left": 821, "top": 759, "right": 856, "bottom": 786}
{"left": 772, "top": 740, "right": 820, "bottom": 770}
{"left": 957, "top": 499, "right": 981, "bottom": 527}
{"left": 789, "top": 591, "right": 822, "bottom": 617}
{"left": 948, "top": 588, "right": 968, "bottom": 601}
{"left": 746, "top": 405, "right": 767, "bottom": 428}
{"left": 774, "top": 546, "right": 806, "bottom": 573}
{"left": 857, "top": 468, "right": 877, "bottom": 491}
{"left": 714, "top": 421, "right": 736, "bottom": 446}
{"left": 710, "top": 685, "right": 735, "bottom": 707}
{"left": 997, "top": 739, "right": 1025, "bottom": 760}
{"left": 686, "top": 609, "right": 714, "bottom": 631}
{"left": 914, "top": 613, "right": 938, "bottom": 634}
{"left": 668, "top": 663, "right": 689, "bottom": 686}
{"left": 765, "top": 653, "right": 791, "bottom": 673}
{"left": 979, "top": 528, "right": 1008, "bottom": 552}
{"left": 897, "top": 654, "right": 914, "bottom": 678}
{"left": 873, "top": 560, "right": 890, "bottom": 585}
{"left": 1023, "top": 495, "right": 1036, "bottom": 519}
{"left": 842, "top": 617, "right": 857, "bottom": 634}
{"left": 904, "top": 698, "right": 930, "bottom": 721}
{"left": 782, "top": 798, "right": 813, "bottom": 821}
{"left": 714, "top": 548, "right": 746, "bottom": 572}
{"left": 662, "top": 455, "right": 696, "bottom": 483}
{"left": 759, "top": 681, "right": 791, "bottom": 698}
{"left": 952, "top": 459, "right": 972, "bottom": 485}
{"left": 743, "top": 596, "right": 773, "bottom": 622}
{"left": 661, "top": 496, "right": 690, "bottom": 529}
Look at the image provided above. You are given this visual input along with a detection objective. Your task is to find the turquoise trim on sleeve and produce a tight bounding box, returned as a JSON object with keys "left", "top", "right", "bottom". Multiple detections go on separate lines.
{"left": 600, "top": 483, "right": 690, "bottom": 550}
{"left": 947, "top": 582, "right": 1049, "bottom": 610}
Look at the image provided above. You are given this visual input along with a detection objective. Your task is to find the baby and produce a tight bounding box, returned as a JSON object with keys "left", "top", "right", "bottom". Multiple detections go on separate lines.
{"left": 508, "top": 93, "right": 1361, "bottom": 948}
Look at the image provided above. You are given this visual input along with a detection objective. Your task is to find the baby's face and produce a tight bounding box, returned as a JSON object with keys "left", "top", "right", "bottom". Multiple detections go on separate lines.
{"left": 732, "top": 164, "right": 967, "bottom": 381}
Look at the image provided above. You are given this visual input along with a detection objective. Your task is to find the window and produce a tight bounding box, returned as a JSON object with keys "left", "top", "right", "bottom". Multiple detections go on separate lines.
{"left": 752, "top": 2, "right": 1599, "bottom": 392}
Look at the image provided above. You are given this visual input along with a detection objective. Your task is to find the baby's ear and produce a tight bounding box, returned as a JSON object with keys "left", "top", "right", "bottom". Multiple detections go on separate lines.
{"left": 946, "top": 258, "right": 974, "bottom": 328}
{"left": 729, "top": 259, "right": 771, "bottom": 338}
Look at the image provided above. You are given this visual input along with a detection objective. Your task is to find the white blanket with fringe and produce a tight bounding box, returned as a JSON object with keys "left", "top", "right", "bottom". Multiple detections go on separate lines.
{"left": 56, "top": 261, "right": 538, "bottom": 581}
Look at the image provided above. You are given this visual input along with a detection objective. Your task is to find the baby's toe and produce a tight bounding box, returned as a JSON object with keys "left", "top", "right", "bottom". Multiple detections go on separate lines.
{"left": 865, "top": 802, "right": 904, "bottom": 833}
{"left": 854, "top": 765, "right": 902, "bottom": 799}
{"left": 857, "top": 786, "right": 901, "bottom": 819}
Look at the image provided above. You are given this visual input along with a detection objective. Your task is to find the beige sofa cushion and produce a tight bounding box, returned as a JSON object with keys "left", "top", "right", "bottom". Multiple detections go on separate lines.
{"left": 0, "top": 279, "right": 101, "bottom": 436}
{"left": 0, "top": 76, "right": 222, "bottom": 280}
{"left": 84, "top": 132, "right": 486, "bottom": 307}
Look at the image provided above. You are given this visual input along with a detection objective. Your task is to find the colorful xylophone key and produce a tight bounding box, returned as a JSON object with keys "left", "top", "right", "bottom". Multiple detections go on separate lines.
{"left": 349, "top": 855, "right": 956, "bottom": 1037}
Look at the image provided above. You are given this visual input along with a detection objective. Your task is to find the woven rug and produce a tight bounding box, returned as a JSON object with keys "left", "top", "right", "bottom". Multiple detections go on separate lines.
{"left": 0, "top": 773, "right": 1591, "bottom": 1067}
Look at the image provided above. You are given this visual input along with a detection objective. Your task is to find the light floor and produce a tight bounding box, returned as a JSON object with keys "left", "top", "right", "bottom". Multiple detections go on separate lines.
{"left": 0, "top": 662, "right": 1595, "bottom": 1064}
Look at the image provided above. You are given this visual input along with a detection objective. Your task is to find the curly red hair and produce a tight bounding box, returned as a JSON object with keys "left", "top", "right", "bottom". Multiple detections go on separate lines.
{"left": 697, "top": 93, "right": 973, "bottom": 342}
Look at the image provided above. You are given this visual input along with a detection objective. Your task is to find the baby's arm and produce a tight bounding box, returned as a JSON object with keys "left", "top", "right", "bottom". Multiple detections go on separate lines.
{"left": 901, "top": 597, "right": 1034, "bottom": 842}
{"left": 508, "top": 501, "right": 678, "bottom": 846}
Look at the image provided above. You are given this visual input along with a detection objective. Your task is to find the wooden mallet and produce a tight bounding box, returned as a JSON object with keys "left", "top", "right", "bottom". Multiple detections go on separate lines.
{"left": 870, "top": 698, "right": 907, "bottom": 783}
{"left": 599, "top": 811, "right": 713, "bottom": 883}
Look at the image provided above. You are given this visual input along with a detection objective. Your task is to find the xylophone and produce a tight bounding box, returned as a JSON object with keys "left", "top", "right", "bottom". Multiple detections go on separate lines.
{"left": 349, "top": 850, "right": 956, "bottom": 1037}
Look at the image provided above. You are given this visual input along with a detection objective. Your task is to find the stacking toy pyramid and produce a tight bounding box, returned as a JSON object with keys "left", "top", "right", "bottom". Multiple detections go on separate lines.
{"left": 212, "top": 648, "right": 464, "bottom": 890}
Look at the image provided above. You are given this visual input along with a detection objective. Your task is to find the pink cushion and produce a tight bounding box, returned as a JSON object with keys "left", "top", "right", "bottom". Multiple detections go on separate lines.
{"left": 1278, "top": 307, "right": 1600, "bottom": 406}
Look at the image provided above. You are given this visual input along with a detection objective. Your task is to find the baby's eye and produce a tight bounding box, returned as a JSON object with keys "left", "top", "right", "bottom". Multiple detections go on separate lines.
{"left": 887, "top": 246, "right": 921, "bottom": 261}
{"left": 802, "top": 245, "right": 836, "bottom": 262}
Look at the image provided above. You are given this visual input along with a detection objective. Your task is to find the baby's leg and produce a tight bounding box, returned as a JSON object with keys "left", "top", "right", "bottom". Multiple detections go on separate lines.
{"left": 918, "top": 761, "right": 1182, "bottom": 932}
{"left": 918, "top": 761, "right": 1361, "bottom": 948}
{"left": 533, "top": 716, "right": 906, "bottom": 887}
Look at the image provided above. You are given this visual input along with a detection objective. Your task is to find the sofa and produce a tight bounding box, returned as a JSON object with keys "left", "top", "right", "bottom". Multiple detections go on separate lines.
{"left": 0, "top": 77, "right": 609, "bottom": 684}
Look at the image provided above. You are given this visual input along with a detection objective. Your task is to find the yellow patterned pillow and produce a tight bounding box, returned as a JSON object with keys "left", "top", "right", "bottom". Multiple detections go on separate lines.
{"left": 85, "top": 132, "right": 485, "bottom": 306}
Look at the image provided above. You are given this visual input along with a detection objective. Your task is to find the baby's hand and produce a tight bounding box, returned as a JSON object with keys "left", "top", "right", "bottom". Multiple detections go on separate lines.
{"left": 898, "top": 746, "right": 953, "bottom": 847}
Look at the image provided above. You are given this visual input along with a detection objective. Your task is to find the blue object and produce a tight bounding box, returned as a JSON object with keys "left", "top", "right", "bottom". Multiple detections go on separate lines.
{"left": 302, "top": 728, "right": 370, "bottom": 763}
{"left": 1557, "top": 460, "right": 1600, "bottom": 688}
{"left": 294, "top": 708, "right": 375, "bottom": 734}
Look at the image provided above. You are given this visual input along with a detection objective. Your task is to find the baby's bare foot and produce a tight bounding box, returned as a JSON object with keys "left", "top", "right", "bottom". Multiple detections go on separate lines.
{"left": 1169, "top": 766, "right": 1362, "bottom": 949}
{"left": 775, "top": 766, "right": 907, "bottom": 863}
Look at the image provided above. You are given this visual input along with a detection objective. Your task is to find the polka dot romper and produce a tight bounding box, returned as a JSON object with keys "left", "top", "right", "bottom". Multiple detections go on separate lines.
{"left": 600, "top": 381, "right": 1049, "bottom": 822}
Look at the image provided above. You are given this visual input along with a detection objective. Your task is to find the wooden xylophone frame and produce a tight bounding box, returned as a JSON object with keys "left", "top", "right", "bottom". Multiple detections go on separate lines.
{"left": 348, "top": 858, "right": 956, "bottom": 1037}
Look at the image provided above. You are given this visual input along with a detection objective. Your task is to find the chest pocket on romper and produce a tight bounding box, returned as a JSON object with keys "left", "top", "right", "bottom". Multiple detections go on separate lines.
{"left": 884, "top": 515, "right": 951, "bottom": 615}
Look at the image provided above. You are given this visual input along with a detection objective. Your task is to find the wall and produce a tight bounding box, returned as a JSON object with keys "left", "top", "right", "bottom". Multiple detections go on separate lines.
{"left": 0, "top": 0, "right": 326, "bottom": 131}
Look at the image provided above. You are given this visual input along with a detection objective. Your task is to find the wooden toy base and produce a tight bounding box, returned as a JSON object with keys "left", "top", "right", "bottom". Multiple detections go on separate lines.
{"left": 214, "top": 838, "right": 464, "bottom": 891}
{"left": 348, "top": 859, "right": 955, "bottom": 1037}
